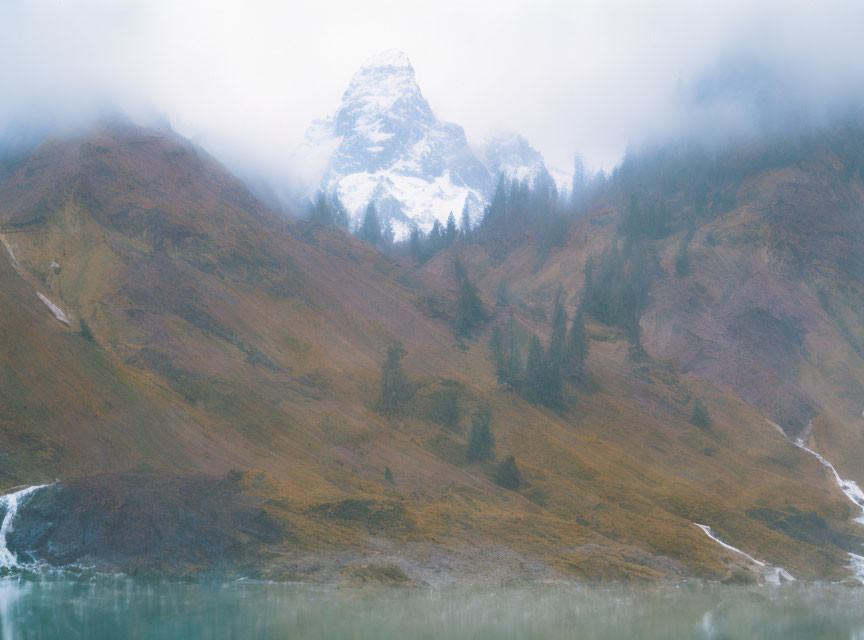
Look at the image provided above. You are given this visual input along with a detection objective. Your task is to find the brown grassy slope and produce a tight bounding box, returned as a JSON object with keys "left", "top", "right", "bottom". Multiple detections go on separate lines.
{"left": 0, "top": 124, "right": 860, "bottom": 581}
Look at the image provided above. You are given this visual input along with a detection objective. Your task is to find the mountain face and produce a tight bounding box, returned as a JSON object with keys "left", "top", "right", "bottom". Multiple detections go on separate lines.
{"left": 304, "top": 51, "right": 555, "bottom": 237}
{"left": 4, "top": 121, "right": 864, "bottom": 584}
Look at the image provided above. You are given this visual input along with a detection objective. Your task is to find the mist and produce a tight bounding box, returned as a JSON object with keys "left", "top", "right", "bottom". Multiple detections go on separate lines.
{"left": 2, "top": 0, "right": 864, "bottom": 191}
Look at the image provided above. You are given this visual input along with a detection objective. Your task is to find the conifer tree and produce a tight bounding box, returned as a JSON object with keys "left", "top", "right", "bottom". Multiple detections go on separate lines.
{"left": 691, "top": 397, "right": 711, "bottom": 429}
{"left": 309, "top": 191, "right": 333, "bottom": 225}
{"left": 382, "top": 218, "right": 395, "bottom": 250}
{"left": 446, "top": 212, "right": 457, "bottom": 245}
{"left": 495, "top": 278, "right": 509, "bottom": 307}
{"left": 495, "top": 455, "right": 522, "bottom": 490}
{"left": 359, "top": 201, "right": 381, "bottom": 246}
{"left": 409, "top": 226, "right": 422, "bottom": 261}
{"left": 379, "top": 343, "right": 407, "bottom": 416}
{"left": 489, "top": 325, "right": 507, "bottom": 382}
{"left": 566, "top": 307, "right": 589, "bottom": 375}
{"left": 331, "top": 194, "right": 350, "bottom": 231}
{"left": 460, "top": 202, "right": 471, "bottom": 238}
{"left": 467, "top": 406, "right": 494, "bottom": 462}
{"left": 548, "top": 285, "right": 569, "bottom": 374}
{"left": 78, "top": 318, "right": 95, "bottom": 342}
{"left": 453, "top": 256, "right": 485, "bottom": 337}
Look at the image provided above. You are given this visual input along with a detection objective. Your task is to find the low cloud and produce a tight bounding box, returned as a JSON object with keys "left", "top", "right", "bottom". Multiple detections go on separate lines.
{"left": 1, "top": 0, "right": 863, "bottom": 183}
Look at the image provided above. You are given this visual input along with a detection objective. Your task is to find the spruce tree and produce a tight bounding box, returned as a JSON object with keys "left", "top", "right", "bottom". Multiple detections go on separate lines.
{"left": 691, "top": 397, "right": 711, "bottom": 429}
{"left": 309, "top": 191, "right": 333, "bottom": 225}
{"left": 495, "top": 455, "right": 522, "bottom": 490}
{"left": 446, "top": 212, "right": 457, "bottom": 245}
{"left": 548, "top": 285, "right": 569, "bottom": 374}
{"left": 359, "top": 202, "right": 381, "bottom": 246}
{"left": 382, "top": 218, "right": 395, "bottom": 249}
{"left": 331, "top": 194, "right": 350, "bottom": 231}
{"left": 379, "top": 343, "right": 407, "bottom": 416}
{"left": 495, "top": 278, "right": 509, "bottom": 307}
{"left": 566, "top": 308, "right": 589, "bottom": 375}
{"left": 489, "top": 325, "right": 507, "bottom": 382}
{"left": 429, "top": 220, "right": 443, "bottom": 252}
{"left": 78, "top": 318, "right": 95, "bottom": 342}
{"left": 453, "top": 256, "right": 485, "bottom": 338}
{"left": 467, "top": 406, "right": 494, "bottom": 462}
{"left": 409, "top": 226, "right": 422, "bottom": 261}
{"left": 460, "top": 202, "right": 471, "bottom": 238}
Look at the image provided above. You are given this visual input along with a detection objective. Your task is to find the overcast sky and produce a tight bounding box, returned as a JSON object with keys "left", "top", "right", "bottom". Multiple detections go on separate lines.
{"left": 2, "top": 0, "right": 864, "bottom": 179}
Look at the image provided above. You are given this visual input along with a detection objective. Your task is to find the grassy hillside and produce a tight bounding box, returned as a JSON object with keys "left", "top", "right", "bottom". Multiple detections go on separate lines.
{"left": 1, "top": 123, "right": 862, "bottom": 583}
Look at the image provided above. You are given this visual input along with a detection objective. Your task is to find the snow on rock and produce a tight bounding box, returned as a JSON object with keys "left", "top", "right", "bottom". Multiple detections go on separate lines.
{"left": 0, "top": 485, "right": 49, "bottom": 568}
{"left": 483, "top": 132, "right": 555, "bottom": 190}
{"left": 300, "top": 51, "right": 554, "bottom": 238}
{"left": 37, "top": 293, "right": 70, "bottom": 325}
{"left": 694, "top": 523, "right": 795, "bottom": 583}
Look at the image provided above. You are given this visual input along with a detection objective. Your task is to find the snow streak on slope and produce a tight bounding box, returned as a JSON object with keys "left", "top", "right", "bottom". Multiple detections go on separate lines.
{"left": 36, "top": 293, "right": 70, "bottom": 325}
{"left": 794, "top": 432, "right": 864, "bottom": 525}
{"left": 694, "top": 523, "right": 795, "bottom": 584}
{"left": 1, "top": 233, "right": 70, "bottom": 326}
{"left": 0, "top": 485, "right": 49, "bottom": 568}
{"left": 771, "top": 419, "right": 864, "bottom": 583}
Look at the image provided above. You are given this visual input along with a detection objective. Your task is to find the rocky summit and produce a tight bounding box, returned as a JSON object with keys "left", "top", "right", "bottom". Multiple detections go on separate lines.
{"left": 302, "top": 51, "right": 555, "bottom": 237}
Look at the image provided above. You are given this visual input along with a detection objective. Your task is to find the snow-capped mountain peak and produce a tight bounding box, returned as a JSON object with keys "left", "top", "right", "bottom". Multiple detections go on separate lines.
{"left": 300, "top": 51, "right": 558, "bottom": 238}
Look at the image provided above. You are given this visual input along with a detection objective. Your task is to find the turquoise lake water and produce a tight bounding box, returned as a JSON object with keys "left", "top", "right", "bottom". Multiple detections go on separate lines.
{"left": 3, "top": 576, "right": 864, "bottom": 639}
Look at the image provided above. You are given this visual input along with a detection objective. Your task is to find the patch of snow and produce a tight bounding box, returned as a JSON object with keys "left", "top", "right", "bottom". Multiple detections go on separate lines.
{"left": 0, "top": 485, "right": 49, "bottom": 568}
{"left": 794, "top": 435, "right": 864, "bottom": 525}
{"left": 773, "top": 418, "right": 864, "bottom": 583}
{"left": 694, "top": 523, "right": 766, "bottom": 566}
{"left": 37, "top": 293, "right": 70, "bottom": 325}
{"left": 2, "top": 242, "right": 16, "bottom": 266}
{"left": 694, "top": 523, "right": 795, "bottom": 582}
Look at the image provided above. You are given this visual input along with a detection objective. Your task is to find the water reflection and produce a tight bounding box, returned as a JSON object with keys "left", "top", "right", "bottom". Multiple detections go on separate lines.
{"left": 2, "top": 575, "right": 864, "bottom": 639}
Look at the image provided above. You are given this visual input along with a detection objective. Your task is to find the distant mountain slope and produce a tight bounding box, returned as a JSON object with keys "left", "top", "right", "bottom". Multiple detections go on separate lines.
{"left": 1, "top": 123, "right": 861, "bottom": 583}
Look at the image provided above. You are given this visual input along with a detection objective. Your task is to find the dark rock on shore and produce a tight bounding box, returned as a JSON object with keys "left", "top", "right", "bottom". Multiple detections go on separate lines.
{"left": 8, "top": 470, "right": 285, "bottom": 576}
